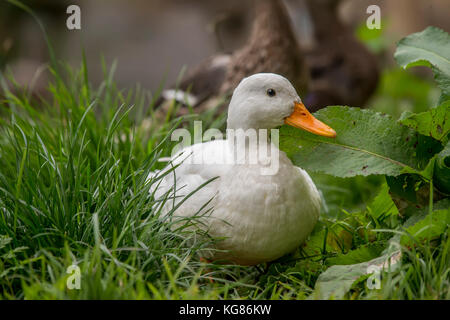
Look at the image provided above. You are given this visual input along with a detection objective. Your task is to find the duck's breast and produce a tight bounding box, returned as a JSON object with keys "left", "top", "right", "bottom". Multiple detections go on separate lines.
{"left": 210, "top": 152, "right": 321, "bottom": 264}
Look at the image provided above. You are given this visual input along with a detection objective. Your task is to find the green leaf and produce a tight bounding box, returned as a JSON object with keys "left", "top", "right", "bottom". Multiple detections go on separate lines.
{"left": 312, "top": 262, "right": 368, "bottom": 299}
{"left": 311, "top": 199, "right": 450, "bottom": 299}
{"left": 401, "top": 209, "right": 450, "bottom": 245}
{"left": 368, "top": 183, "right": 399, "bottom": 221}
{"left": 301, "top": 223, "right": 336, "bottom": 257}
{"left": 394, "top": 27, "right": 450, "bottom": 97}
{"left": 280, "top": 106, "right": 438, "bottom": 178}
{"left": 325, "top": 243, "right": 385, "bottom": 266}
{"left": 399, "top": 100, "right": 450, "bottom": 142}
{"left": 434, "top": 141, "right": 450, "bottom": 194}
{"left": 366, "top": 182, "right": 400, "bottom": 229}
{"left": 386, "top": 174, "right": 422, "bottom": 203}
{"left": 313, "top": 251, "right": 401, "bottom": 299}
{"left": 0, "top": 235, "right": 12, "bottom": 250}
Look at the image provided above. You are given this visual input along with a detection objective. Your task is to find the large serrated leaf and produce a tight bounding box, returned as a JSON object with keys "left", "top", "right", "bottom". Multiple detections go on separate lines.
{"left": 399, "top": 101, "right": 450, "bottom": 143}
{"left": 280, "top": 106, "right": 439, "bottom": 178}
{"left": 394, "top": 26, "right": 450, "bottom": 97}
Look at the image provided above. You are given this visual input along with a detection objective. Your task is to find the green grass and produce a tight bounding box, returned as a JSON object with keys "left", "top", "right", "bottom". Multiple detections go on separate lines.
{"left": 0, "top": 58, "right": 448, "bottom": 299}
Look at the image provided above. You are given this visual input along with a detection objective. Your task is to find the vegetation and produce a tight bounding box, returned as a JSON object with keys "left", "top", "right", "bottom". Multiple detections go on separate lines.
{"left": 0, "top": 25, "right": 448, "bottom": 299}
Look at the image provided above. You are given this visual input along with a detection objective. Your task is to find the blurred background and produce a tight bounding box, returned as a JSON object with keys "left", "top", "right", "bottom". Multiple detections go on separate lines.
{"left": 1, "top": 0, "right": 449, "bottom": 111}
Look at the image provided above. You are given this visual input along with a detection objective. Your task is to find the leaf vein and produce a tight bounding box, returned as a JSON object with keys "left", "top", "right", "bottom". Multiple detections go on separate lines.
{"left": 281, "top": 134, "right": 412, "bottom": 169}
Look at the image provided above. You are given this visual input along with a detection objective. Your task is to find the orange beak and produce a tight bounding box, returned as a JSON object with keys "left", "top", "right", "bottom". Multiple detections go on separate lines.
{"left": 284, "top": 101, "right": 336, "bottom": 138}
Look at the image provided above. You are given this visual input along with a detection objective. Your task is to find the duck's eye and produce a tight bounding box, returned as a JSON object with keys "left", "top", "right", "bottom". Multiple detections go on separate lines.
{"left": 266, "top": 88, "right": 276, "bottom": 97}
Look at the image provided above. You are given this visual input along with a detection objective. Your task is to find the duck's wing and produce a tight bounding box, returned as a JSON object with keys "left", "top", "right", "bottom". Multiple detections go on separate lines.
{"left": 295, "top": 166, "right": 321, "bottom": 209}
{"left": 148, "top": 140, "right": 232, "bottom": 216}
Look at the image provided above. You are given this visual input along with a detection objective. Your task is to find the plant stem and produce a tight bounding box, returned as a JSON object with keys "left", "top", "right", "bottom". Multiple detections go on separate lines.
{"left": 428, "top": 180, "right": 433, "bottom": 216}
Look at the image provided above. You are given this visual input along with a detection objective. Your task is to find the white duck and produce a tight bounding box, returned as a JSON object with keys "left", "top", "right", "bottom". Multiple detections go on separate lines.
{"left": 150, "top": 73, "right": 336, "bottom": 265}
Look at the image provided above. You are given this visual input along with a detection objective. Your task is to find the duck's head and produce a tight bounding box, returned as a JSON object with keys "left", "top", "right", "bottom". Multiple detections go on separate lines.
{"left": 227, "top": 73, "right": 336, "bottom": 138}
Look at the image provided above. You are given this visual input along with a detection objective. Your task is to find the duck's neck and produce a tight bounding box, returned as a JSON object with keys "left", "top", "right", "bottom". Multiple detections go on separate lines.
{"left": 249, "top": 0, "right": 298, "bottom": 47}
